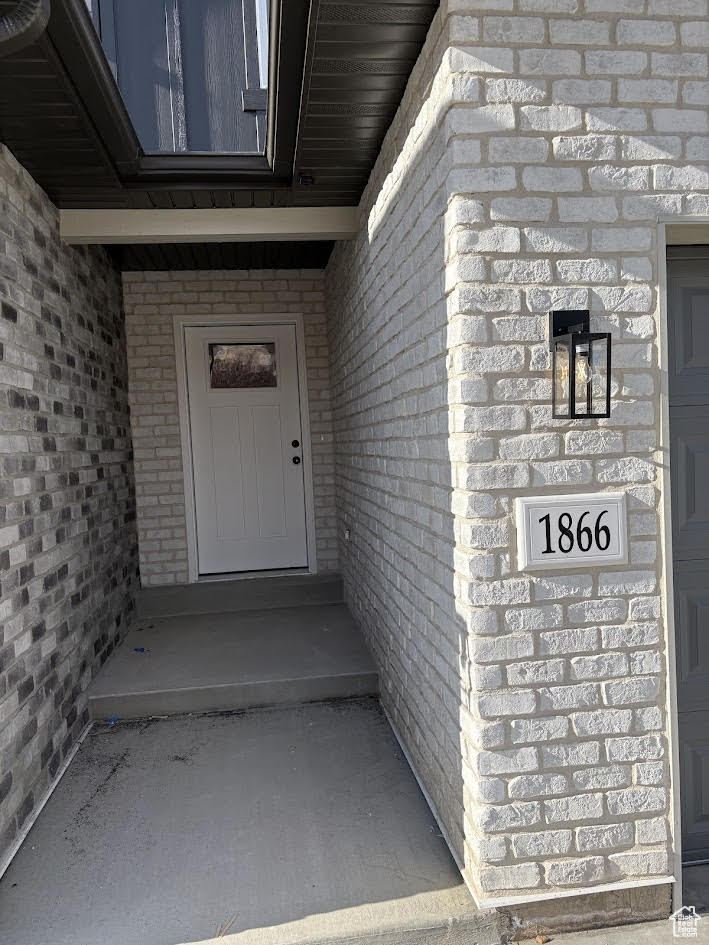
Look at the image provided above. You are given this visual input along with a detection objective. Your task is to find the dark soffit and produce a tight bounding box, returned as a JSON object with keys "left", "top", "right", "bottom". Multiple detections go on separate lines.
{"left": 111, "top": 240, "right": 335, "bottom": 271}
{"left": 291, "top": 0, "right": 438, "bottom": 207}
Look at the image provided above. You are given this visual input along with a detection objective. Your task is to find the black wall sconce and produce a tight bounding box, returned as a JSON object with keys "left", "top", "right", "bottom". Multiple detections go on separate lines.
{"left": 549, "top": 310, "right": 611, "bottom": 419}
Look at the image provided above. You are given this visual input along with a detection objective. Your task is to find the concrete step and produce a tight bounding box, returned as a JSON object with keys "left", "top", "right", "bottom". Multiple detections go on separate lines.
{"left": 89, "top": 602, "right": 377, "bottom": 720}
{"left": 137, "top": 573, "right": 344, "bottom": 619}
{"left": 188, "top": 897, "right": 504, "bottom": 945}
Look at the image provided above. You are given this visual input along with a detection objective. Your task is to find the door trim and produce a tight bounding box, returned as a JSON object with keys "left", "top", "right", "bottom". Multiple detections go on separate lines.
{"left": 658, "top": 217, "right": 709, "bottom": 913}
{"left": 174, "top": 312, "right": 318, "bottom": 583}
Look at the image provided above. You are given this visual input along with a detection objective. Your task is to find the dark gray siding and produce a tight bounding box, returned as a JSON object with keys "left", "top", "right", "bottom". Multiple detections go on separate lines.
{"left": 95, "top": 0, "right": 266, "bottom": 153}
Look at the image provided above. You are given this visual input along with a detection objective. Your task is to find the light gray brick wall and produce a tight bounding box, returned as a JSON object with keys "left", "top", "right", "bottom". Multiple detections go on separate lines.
{"left": 123, "top": 270, "right": 338, "bottom": 585}
{"left": 0, "top": 145, "right": 138, "bottom": 863}
{"left": 327, "top": 0, "right": 708, "bottom": 906}
{"left": 326, "top": 6, "right": 466, "bottom": 883}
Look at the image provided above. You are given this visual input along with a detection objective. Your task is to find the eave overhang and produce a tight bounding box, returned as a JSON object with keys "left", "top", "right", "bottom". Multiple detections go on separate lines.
{"left": 47, "top": 0, "right": 306, "bottom": 186}
{"left": 0, "top": 0, "right": 438, "bottom": 210}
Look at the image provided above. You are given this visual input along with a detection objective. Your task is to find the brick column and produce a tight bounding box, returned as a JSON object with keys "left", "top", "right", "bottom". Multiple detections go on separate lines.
{"left": 443, "top": 0, "right": 707, "bottom": 904}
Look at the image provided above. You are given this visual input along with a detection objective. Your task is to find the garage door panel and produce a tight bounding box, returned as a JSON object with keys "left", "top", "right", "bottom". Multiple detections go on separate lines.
{"left": 669, "top": 248, "right": 709, "bottom": 864}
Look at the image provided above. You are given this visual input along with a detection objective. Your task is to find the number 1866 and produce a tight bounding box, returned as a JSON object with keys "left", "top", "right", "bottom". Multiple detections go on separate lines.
{"left": 538, "top": 510, "right": 611, "bottom": 556}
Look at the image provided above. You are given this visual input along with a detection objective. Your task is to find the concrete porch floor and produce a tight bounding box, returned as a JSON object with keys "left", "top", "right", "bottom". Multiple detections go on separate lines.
{"left": 0, "top": 700, "right": 493, "bottom": 945}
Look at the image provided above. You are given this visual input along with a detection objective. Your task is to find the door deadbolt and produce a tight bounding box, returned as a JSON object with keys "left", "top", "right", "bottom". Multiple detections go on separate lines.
{"left": 292, "top": 456, "right": 301, "bottom": 465}
{"left": 292, "top": 439, "right": 300, "bottom": 448}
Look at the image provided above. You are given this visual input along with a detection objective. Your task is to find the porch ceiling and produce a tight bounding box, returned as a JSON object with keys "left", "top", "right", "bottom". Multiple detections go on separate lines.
{"left": 111, "top": 239, "right": 335, "bottom": 271}
{"left": 0, "top": 0, "right": 438, "bottom": 211}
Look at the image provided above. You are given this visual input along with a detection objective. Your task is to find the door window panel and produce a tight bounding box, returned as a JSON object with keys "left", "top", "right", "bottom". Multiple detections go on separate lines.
{"left": 208, "top": 343, "right": 277, "bottom": 389}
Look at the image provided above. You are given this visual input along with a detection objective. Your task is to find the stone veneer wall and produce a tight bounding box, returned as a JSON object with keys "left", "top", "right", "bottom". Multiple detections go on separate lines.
{"left": 0, "top": 145, "right": 138, "bottom": 864}
{"left": 122, "top": 270, "right": 338, "bottom": 585}
{"left": 326, "top": 0, "right": 709, "bottom": 907}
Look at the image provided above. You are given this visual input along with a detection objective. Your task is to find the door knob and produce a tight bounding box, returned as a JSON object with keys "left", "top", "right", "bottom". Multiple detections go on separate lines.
{"left": 292, "top": 439, "right": 300, "bottom": 448}
{"left": 292, "top": 456, "right": 301, "bottom": 465}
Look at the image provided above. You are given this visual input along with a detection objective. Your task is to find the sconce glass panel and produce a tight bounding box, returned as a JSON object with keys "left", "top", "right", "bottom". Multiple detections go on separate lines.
{"left": 552, "top": 332, "right": 611, "bottom": 419}
{"left": 589, "top": 334, "right": 610, "bottom": 417}
{"left": 552, "top": 336, "right": 571, "bottom": 420}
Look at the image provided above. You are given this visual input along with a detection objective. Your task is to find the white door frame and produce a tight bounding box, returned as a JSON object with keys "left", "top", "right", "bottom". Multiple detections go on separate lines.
{"left": 658, "top": 215, "right": 709, "bottom": 912}
{"left": 174, "top": 312, "right": 318, "bottom": 583}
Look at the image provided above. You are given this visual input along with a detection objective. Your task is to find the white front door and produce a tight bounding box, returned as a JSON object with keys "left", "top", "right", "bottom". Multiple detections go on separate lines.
{"left": 185, "top": 324, "right": 308, "bottom": 574}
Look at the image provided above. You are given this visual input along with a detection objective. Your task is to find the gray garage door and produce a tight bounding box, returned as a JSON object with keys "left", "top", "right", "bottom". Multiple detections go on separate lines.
{"left": 669, "top": 245, "right": 709, "bottom": 864}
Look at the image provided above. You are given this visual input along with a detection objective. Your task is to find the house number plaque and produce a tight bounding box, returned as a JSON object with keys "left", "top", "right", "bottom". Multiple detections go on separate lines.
{"left": 515, "top": 492, "right": 627, "bottom": 572}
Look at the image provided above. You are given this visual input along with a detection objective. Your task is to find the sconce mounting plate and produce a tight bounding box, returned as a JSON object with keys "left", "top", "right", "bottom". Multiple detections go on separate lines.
{"left": 548, "top": 309, "right": 590, "bottom": 349}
